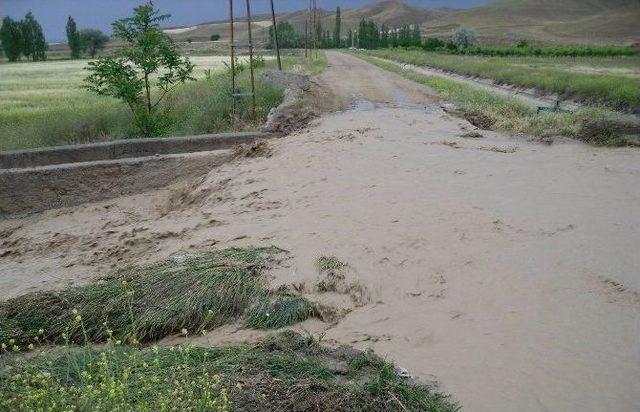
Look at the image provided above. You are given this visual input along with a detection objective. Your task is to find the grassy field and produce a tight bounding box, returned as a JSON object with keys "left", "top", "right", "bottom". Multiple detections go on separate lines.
{"left": 355, "top": 52, "right": 638, "bottom": 146}
{"left": 0, "top": 245, "right": 458, "bottom": 411}
{"left": 0, "top": 53, "right": 321, "bottom": 151}
{"left": 361, "top": 49, "right": 640, "bottom": 112}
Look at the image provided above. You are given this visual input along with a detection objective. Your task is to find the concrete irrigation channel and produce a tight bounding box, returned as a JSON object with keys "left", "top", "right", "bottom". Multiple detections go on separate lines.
{"left": 0, "top": 132, "right": 270, "bottom": 217}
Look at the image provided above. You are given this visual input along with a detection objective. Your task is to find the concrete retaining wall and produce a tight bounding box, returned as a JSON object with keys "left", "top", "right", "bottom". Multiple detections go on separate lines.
{"left": 0, "top": 150, "right": 232, "bottom": 218}
{"left": 1, "top": 132, "right": 269, "bottom": 169}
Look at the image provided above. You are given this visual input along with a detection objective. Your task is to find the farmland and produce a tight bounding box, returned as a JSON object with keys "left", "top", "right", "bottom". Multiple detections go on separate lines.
{"left": 0, "top": 55, "right": 282, "bottom": 151}
{"left": 359, "top": 49, "right": 640, "bottom": 112}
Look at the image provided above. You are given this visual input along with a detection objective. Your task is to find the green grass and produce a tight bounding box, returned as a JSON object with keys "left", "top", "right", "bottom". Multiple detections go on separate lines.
{"left": 0, "top": 56, "right": 284, "bottom": 151}
{"left": 360, "top": 49, "right": 640, "bottom": 112}
{"left": 356, "top": 52, "right": 638, "bottom": 146}
{"left": 0, "top": 331, "right": 459, "bottom": 411}
{"left": 0, "top": 246, "right": 316, "bottom": 348}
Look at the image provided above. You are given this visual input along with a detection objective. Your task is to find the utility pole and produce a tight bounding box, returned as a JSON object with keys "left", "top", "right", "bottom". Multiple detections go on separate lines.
{"left": 312, "top": 0, "right": 317, "bottom": 58}
{"left": 245, "top": 0, "right": 256, "bottom": 119}
{"left": 304, "top": 19, "right": 308, "bottom": 58}
{"left": 269, "top": 0, "right": 282, "bottom": 70}
{"left": 229, "top": 0, "right": 236, "bottom": 126}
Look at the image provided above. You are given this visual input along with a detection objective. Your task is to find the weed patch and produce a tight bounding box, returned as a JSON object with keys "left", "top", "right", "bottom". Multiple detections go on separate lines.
{"left": 0, "top": 331, "right": 459, "bottom": 411}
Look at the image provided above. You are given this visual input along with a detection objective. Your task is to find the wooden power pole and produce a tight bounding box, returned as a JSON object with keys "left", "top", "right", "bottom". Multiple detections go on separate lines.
{"left": 228, "top": 0, "right": 236, "bottom": 124}
{"left": 269, "top": 0, "right": 282, "bottom": 70}
{"left": 245, "top": 0, "right": 256, "bottom": 119}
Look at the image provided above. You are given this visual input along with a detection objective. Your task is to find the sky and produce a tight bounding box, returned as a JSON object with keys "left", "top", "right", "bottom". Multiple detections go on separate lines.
{"left": 2, "top": 0, "right": 490, "bottom": 43}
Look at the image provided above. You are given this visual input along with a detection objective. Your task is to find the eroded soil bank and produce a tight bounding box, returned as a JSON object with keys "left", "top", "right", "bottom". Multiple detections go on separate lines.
{"left": 1, "top": 51, "right": 639, "bottom": 412}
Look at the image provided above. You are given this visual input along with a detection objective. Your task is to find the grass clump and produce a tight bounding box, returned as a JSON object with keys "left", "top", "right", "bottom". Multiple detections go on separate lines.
{"left": 245, "top": 296, "right": 312, "bottom": 329}
{"left": 0, "top": 246, "right": 315, "bottom": 348}
{"left": 357, "top": 53, "right": 638, "bottom": 146}
{"left": 0, "top": 331, "right": 459, "bottom": 411}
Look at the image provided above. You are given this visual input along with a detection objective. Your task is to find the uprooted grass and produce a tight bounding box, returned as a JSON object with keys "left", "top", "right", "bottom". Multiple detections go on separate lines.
{"left": 0, "top": 331, "right": 459, "bottom": 411}
{"left": 356, "top": 53, "right": 639, "bottom": 147}
{"left": 317, "top": 255, "right": 350, "bottom": 272}
{"left": 0, "top": 247, "right": 314, "bottom": 348}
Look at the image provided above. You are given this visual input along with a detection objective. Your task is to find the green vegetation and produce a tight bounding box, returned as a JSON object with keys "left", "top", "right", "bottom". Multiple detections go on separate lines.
{"left": 357, "top": 53, "right": 637, "bottom": 146}
{"left": 0, "top": 12, "right": 47, "bottom": 62}
{"left": 84, "top": 3, "right": 196, "bottom": 136}
{"left": 0, "top": 331, "right": 459, "bottom": 411}
{"left": 0, "top": 246, "right": 316, "bottom": 348}
{"left": 446, "top": 44, "right": 638, "bottom": 57}
{"left": 281, "top": 50, "right": 328, "bottom": 76}
{"left": 361, "top": 48, "right": 640, "bottom": 112}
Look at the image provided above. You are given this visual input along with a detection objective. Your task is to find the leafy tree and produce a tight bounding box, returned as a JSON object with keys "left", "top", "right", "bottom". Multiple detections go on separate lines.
{"left": 0, "top": 16, "right": 23, "bottom": 61}
{"left": 84, "top": 3, "right": 195, "bottom": 136}
{"left": 268, "top": 21, "right": 302, "bottom": 49}
{"left": 412, "top": 24, "right": 421, "bottom": 47}
{"left": 66, "top": 16, "right": 81, "bottom": 59}
{"left": 31, "top": 19, "right": 47, "bottom": 61}
{"left": 516, "top": 40, "right": 529, "bottom": 48}
{"left": 20, "top": 12, "right": 36, "bottom": 60}
{"left": 347, "top": 30, "right": 353, "bottom": 48}
{"left": 80, "top": 29, "right": 109, "bottom": 58}
{"left": 380, "top": 24, "right": 389, "bottom": 48}
{"left": 19, "top": 12, "right": 47, "bottom": 61}
{"left": 210, "top": 34, "right": 220, "bottom": 41}
{"left": 333, "top": 7, "right": 341, "bottom": 48}
{"left": 453, "top": 27, "right": 476, "bottom": 49}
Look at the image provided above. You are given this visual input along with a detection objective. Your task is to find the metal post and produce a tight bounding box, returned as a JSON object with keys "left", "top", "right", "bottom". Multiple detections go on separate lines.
{"left": 229, "top": 0, "right": 236, "bottom": 126}
{"left": 245, "top": 0, "right": 257, "bottom": 119}
{"left": 269, "top": 0, "right": 282, "bottom": 71}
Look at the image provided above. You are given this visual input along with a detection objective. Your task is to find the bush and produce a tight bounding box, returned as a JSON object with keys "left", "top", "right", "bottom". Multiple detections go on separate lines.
{"left": 452, "top": 27, "right": 476, "bottom": 49}
{"left": 210, "top": 33, "right": 220, "bottom": 41}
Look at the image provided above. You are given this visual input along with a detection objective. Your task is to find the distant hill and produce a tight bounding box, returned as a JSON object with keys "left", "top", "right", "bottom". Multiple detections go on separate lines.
{"left": 163, "top": 0, "right": 640, "bottom": 46}
{"left": 425, "top": 0, "right": 640, "bottom": 45}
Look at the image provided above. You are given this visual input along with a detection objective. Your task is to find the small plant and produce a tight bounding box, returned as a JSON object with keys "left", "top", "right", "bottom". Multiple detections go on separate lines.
{"left": 83, "top": 2, "right": 195, "bottom": 137}
{"left": 223, "top": 55, "right": 245, "bottom": 77}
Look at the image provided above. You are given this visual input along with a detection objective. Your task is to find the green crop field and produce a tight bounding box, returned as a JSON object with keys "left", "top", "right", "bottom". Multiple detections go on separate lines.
{"left": 361, "top": 49, "right": 640, "bottom": 112}
{"left": 0, "top": 55, "right": 282, "bottom": 151}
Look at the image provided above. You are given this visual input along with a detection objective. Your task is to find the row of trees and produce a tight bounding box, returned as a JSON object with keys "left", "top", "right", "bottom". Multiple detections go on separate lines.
{"left": 0, "top": 13, "right": 47, "bottom": 62}
{"left": 66, "top": 17, "right": 110, "bottom": 58}
{"left": 352, "top": 21, "right": 422, "bottom": 49}
{"left": 267, "top": 10, "right": 427, "bottom": 51}
{"left": 269, "top": 7, "right": 344, "bottom": 49}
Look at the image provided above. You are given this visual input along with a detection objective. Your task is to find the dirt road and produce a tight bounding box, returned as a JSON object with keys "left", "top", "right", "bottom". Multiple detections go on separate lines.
{"left": 2, "top": 51, "right": 639, "bottom": 411}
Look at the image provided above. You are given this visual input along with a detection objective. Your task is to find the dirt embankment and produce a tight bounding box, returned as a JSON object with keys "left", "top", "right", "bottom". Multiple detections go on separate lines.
{"left": 1, "top": 51, "right": 639, "bottom": 412}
